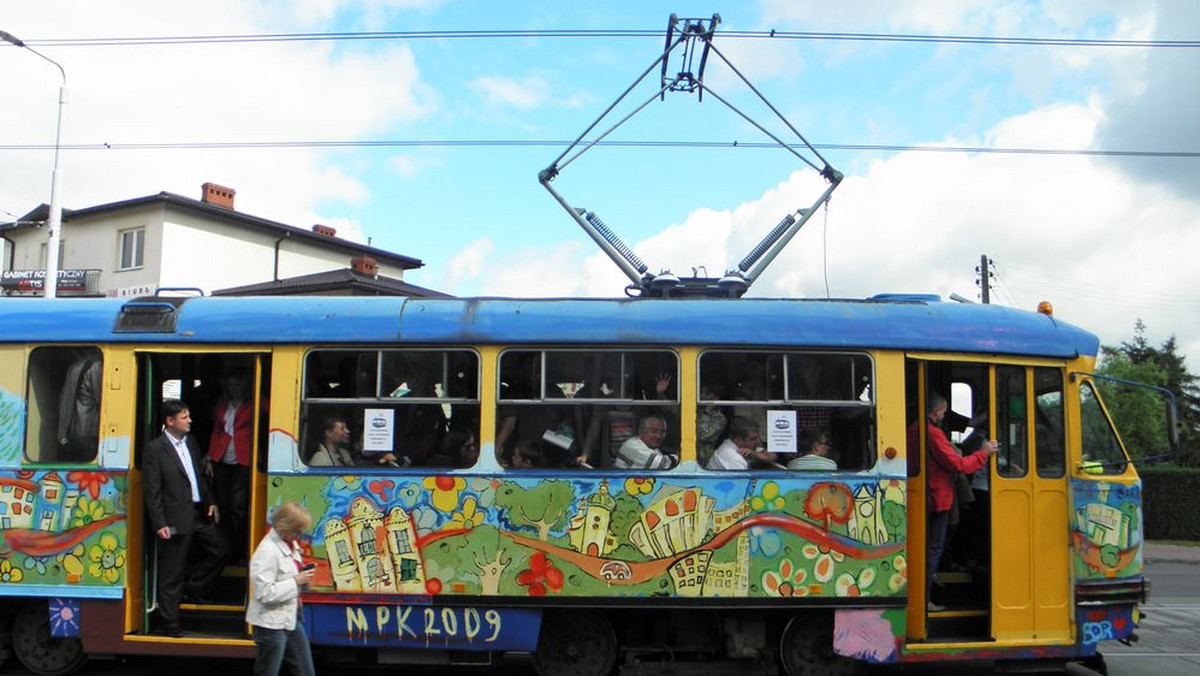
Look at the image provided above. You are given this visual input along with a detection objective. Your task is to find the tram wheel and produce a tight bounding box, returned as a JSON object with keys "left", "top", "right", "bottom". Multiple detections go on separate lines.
{"left": 12, "top": 602, "right": 87, "bottom": 676}
{"left": 531, "top": 610, "right": 618, "bottom": 676}
{"left": 779, "top": 613, "right": 862, "bottom": 676}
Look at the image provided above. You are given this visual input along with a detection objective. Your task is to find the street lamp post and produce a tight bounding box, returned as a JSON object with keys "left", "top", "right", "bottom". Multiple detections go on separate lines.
{"left": 1, "top": 29, "right": 67, "bottom": 299}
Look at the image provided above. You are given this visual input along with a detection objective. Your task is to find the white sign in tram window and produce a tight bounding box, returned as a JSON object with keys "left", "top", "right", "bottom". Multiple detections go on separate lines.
{"left": 362, "top": 408, "right": 395, "bottom": 453}
{"left": 767, "top": 409, "right": 797, "bottom": 454}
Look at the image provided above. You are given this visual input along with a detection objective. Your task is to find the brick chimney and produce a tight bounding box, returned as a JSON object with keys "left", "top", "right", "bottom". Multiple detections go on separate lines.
{"left": 351, "top": 255, "right": 378, "bottom": 278}
{"left": 312, "top": 224, "right": 337, "bottom": 237}
{"left": 200, "top": 182, "right": 236, "bottom": 209}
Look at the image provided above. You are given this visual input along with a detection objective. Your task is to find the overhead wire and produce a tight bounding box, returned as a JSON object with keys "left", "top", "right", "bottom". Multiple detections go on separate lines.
{"left": 0, "top": 139, "right": 1196, "bottom": 158}
{"left": 12, "top": 29, "right": 1200, "bottom": 49}
{"left": 4, "top": 27, "right": 1198, "bottom": 160}
{"left": 996, "top": 261, "right": 1200, "bottom": 302}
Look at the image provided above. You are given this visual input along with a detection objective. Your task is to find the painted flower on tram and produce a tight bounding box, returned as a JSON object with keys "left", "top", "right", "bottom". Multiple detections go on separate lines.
{"left": 448, "top": 496, "right": 485, "bottom": 531}
{"left": 70, "top": 496, "right": 107, "bottom": 528}
{"left": 749, "top": 527, "right": 782, "bottom": 558}
{"left": 87, "top": 532, "right": 125, "bottom": 584}
{"left": 750, "top": 481, "right": 785, "bottom": 512}
{"left": 423, "top": 476, "right": 466, "bottom": 512}
{"left": 801, "top": 542, "right": 844, "bottom": 583}
{"left": 762, "top": 558, "right": 808, "bottom": 597}
{"left": 395, "top": 481, "right": 423, "bottom": 509}
{"left": 23, "top": 555, "right": 49, "bottom": 576}
{"left": 366, "top": 478, "right": 395, "bottom": 503}
{"left": 888, "top": 555, "right": 908, "bottom": 592}
{"left": 835, "top": 567, "right": 877, "bottom": 597}
{"left": 0, "top": 560, "right": 24, "bottom": 584}
{"left": 58, "top": 544, "right": 85, "bottom": 583}
{"left": 468, "top": 477, "right": 499, "bottom": 508}
{"left": 625, "top": 477, "right": 655, "bottom": 496}
{"left": 67, "top": 471, "right": 111, "bottom": 500}
{"left": 516, "top": 552, "right": 564, "bottom": 597}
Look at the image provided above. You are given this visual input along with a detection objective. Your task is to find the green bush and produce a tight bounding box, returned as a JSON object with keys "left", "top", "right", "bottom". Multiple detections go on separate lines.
{"left": 1140, "top": 465, "right": 1200, "bottom": 541}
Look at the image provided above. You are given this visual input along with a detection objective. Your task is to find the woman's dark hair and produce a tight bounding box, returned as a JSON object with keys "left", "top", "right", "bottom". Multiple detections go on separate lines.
{"left": 798, "top": 427, "right": 827, "bottom": 454}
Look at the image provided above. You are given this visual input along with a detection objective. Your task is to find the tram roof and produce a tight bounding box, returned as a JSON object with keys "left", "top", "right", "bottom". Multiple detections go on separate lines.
{"left": 0, "top": 296, "right": 1099, "bottom": 358}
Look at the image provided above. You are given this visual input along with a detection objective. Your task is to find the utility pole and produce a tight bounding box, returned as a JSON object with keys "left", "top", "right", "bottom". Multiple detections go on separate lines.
{"left": 975, "top": 254, "right": 994, "bottom": 304}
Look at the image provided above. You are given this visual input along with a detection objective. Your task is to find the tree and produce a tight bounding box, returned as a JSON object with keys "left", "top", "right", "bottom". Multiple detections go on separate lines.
{"left": 1154, "top": 337, "right": 1200, "bottom": 465}
{"left": 456, "top": 524, "right": 511, "bottom": 596}
{"left": 1096, "top": 351, "right": 1167, "bottom": 460}
{"left": 802, "top": 482, "right": 854, "bottom": 532}
{"left": 1100, "top": 320, "right": 1200, "bottom": 466}
{"left": 607, "top": 493, "right": 649, "bottom": 561}
{"left": 494, "top": 480, "right": 577, "bottom": 541}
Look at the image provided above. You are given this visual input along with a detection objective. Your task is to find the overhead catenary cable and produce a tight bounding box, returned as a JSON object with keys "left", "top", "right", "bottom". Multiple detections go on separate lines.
{"left": 9, "top": 29, "right": 1200, "bottom": 49}
{"left": 996, "top": 261, "right": 1200, "bottom": 302}
{"left": 1, "top": 139, "right": 1197, "bottom": 159}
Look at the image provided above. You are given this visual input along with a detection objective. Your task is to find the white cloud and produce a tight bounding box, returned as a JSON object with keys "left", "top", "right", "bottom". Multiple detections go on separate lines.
{"left": 471, "top": 98, "right": 1200, "bottom": 362}
{"left": 466, "top": 73, "right": 589, "bottom": 111}
{"left": 468, "top": 75, "right": 553, "bottom": 110}
{"left": 444, "top": 238, "right": 493, "bottom": 290}
{"left": 0, "top": 1, "right": 435, "bottom": 227}
{"left": 386, "top": 151, "right": 443, "bottom": 179}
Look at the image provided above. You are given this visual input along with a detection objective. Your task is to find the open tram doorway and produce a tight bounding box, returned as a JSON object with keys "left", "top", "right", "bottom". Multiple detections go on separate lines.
{"left": 128, "top": 350, "right": 271, "bottom": 638}
{"left": 906, "top": 358, "right": 1071, "bottom": 644}
{"left": 906, "top": 359, "right": 995, "bottom": 641}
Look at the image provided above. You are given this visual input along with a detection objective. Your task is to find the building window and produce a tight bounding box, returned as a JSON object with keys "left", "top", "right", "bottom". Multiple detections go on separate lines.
{"left": 39, "top": 240, "right": 66, "bottom": 268}
{"left": 118, "top": 228, "right": 145, "bottom": 270}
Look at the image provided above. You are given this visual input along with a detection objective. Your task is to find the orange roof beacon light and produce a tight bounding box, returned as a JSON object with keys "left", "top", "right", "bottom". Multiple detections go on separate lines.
{"left": 1037, "top": 301, "right": 1054, "bottom": 316}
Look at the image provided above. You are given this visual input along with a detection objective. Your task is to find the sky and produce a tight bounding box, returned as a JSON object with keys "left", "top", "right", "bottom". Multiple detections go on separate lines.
{"left": 2, "top": 0, "right": 1198, "bottom": 366}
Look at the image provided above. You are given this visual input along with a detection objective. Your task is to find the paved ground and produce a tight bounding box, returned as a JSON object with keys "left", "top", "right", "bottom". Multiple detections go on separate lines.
{"left": 1142, "top": 541, "right": 1200, "bottom": 565}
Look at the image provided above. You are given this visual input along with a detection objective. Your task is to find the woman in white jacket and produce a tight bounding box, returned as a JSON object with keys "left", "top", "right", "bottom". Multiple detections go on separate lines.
{"left": 246, "top": 502, "right": 316, "bottom": 676}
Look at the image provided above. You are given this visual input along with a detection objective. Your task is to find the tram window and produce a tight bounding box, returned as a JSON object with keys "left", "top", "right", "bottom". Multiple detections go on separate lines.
{"left": 301, "top": 349, "right": 479, "bottom": 469}
{"left": 1079, "top": 382, "right": 1128, "bottom": 475}
{"left": 699, "top": 350, "right": 875, "bottom": 471}
{"left": 787, "top": 353, "right": 872, "bottom": 401}
{"left": 995, "top": 366, "right": 1028, "bottom": 478}
{"left": 25, "top": 346, "right": 103, "bottom": 464}
{"left": 1034, "top": 368, "right": 1065, "bottom": 478}
{"left": 305, "top": 350, "right": 377, "bottom": 399}
{"left": 496, "top": 349, "right": 680, "bottom": 470}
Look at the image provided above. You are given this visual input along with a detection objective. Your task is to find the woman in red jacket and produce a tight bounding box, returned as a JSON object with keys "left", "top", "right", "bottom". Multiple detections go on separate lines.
{"left": 922, "top": 392, "right": 997, "bottom": 612}
{"left": 208, "top": 367, "right": 254, "bottom": 562}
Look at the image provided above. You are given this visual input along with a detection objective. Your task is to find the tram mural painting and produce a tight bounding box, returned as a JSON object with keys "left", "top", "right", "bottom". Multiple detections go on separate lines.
{"left": 274, "top": 475, "right": 909, "bottom": 600}
{"left": 0, "top": 470, "right": 127, "bottom": 591}
{"left": 1071, "top": 478, "right": 1143, "bottom": 581}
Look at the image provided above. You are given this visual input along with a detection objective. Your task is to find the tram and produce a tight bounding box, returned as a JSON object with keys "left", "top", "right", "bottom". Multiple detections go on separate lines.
{"left": 0, "top": 293, "right": 1171, "bottom": 675}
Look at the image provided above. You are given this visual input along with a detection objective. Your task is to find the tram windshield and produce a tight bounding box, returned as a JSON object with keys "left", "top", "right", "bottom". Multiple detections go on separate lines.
{"left": 1080, "top": 381, "right": 1130, "bottom": 475}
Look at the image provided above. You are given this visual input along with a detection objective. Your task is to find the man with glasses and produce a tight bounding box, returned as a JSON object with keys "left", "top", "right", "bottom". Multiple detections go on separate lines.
{"left": 707, "top": 416, "right": 776, "bottom": 470}
{"left": 614, "top": 414, "right": 677, "bottom": 470}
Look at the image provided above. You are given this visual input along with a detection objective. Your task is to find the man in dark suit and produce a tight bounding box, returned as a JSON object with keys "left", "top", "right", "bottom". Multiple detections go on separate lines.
{"left": 143, "top": 399, "right": 230, "bottom": 637}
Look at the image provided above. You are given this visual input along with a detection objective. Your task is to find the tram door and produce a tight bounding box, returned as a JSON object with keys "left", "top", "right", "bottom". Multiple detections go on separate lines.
{"left": 990, "top": 365, "right": 1070, "bottom": 641}
{"left": 129, "top": 350, "right": 271, "bottom": 635}
{"left": 908, "top": 359, "right": 1071, "bottom": 643}
{"left": 906, "top": 358, "right": 996, "bottom": 640}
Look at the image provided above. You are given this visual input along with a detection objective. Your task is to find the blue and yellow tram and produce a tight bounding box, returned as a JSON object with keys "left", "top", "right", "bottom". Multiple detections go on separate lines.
{"left": 0, "top": 294, "right": 1160, "bottom": 675}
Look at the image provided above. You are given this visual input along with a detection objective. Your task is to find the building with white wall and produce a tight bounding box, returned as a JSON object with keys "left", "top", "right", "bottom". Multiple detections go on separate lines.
{"left": 1, "top": 182, "right": 443, "bottom": 298}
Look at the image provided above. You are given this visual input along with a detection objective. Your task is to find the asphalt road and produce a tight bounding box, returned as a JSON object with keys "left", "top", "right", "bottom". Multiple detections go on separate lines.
{"left": 6, "top": 559, "right": 1197, "bottom": 676}
{"left": 1100, "top": 562, "right": 1200, "bottom": 676}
